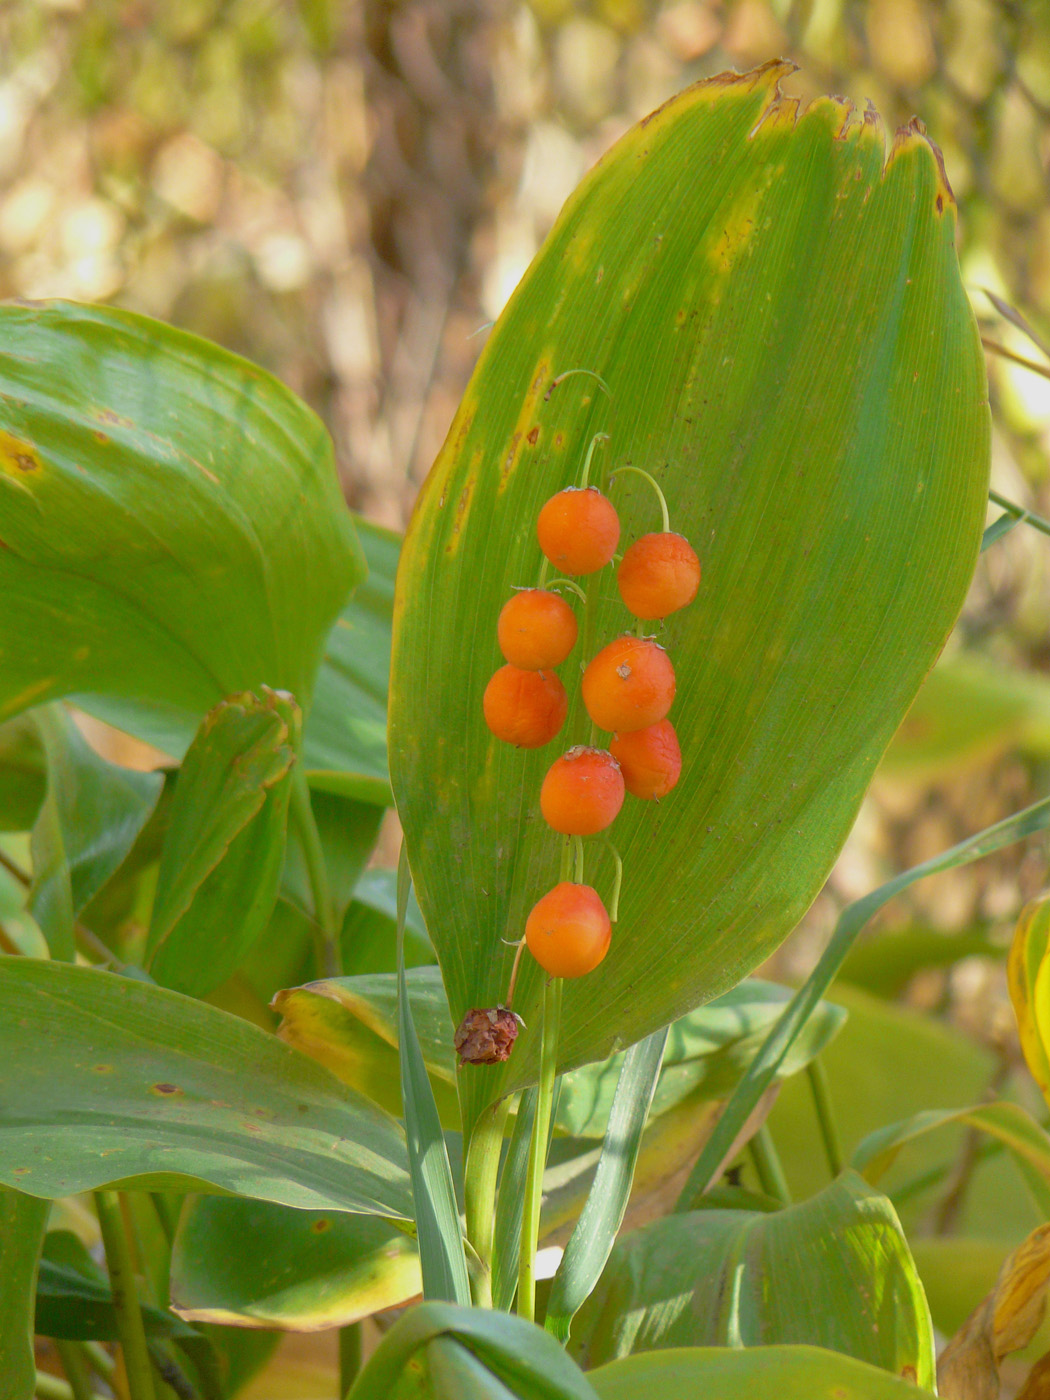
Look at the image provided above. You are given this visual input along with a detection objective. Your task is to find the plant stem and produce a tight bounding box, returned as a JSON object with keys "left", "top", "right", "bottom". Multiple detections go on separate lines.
{"left": 611, "top": 465, "right": 670, "bottom": 533}
{"left": 747, "top": 1125, "right": 792, "bottom": 1207}
{"left": 35, "top": 1373, "right": 106, "bottom": 1400}
{"left": 56, "top": 1342, "right": 97, "bottom": 1400}
{"left": 93, "top": 1191, "right": 156, "bottom": 1400}
{"left": 806, "top": 1060, "right": 844, "bottom": 1178}
{"left": 517, "top": 974, "right": 563, "bottom": 1322}
{"left": 81, "top": 1343, "right": 116, "bottom": 1382}
{"left": 290, "top": 767, "right": 341, "bottom": 978}
{"left": 465, "top": 1097, "right": 512, "bottom": 1307}
{"left": 339, "top": 1325, "right": 361, "bottom": 1397}
{"left": 988, "top": 488, "right": 1050, "bottom": 541}
{"left": 577, "top": 432, "right": 609, "bottom": 490}
{"left": 600, "top": 840, "right": 623, "bottom": 920}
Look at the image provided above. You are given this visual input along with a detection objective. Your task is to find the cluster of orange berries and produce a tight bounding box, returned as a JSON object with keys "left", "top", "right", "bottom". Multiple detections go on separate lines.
{"left": 483, "top": 457, "right": 700, "bottom": 990}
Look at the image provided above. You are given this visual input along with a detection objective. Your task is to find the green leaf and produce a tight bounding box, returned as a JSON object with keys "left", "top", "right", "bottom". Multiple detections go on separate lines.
{"left": 853, "top": 1101, "right": 1050, "bottom": 1192}
{"left": 346, "top": 1302, "right": 600, "bottom": 1400}
{"left": 388, "top": 64, "right": 990, "bottom": 1131}
{"left": 491, "top": 1087, "right": 538, "bottom": 1314}
{"left": 588, "top": 1345, "right": 936, "bottom": 1399}
{"left": 0, "top": 716, "right": 45, "bottom": 833}
{"left": 35, "top": 1229, "right": 224, "bottom": 1400}
{"left": 837, "top": 924, "right": 1001, "bottom": 999}
{"left": 146, "top": 689, "right": 298, "bottom": 997}
{"left": 169, "top": 1197, "right": 420, "bottom": 1331}
{"left": 274, "top": 967, "right": 460, "bottom": 1127}
{"left": 0, "top": 959, "right": 412, "bottom": 1219}
{"left": 396, "top": 850, "right": 471, "bottom": 1304}
{"left": 0, "top": 1188, "right": 49, "bottom": 1400}
{"left": 673, "top": 794, "right": 1050, "bottom": 1211}
{"left": 881, "top": 653, "right": 1050, "bottom": 782}
{"left": 0, "top": 300, "right": 362, "bottom": 724}
{"left": 341, "top": 868, "right": 434, "bottom": 975}
{"left": 303, "top": 516, "right": 398, "bottom": 806}
{"left": 28, "top": 705, "right": 162, "bottom": 960}
{"left": 570, "top": 1173, "right": 935, "bottom": 1387}
{"left": 546, "top": 1028, "right": 667, "bottom": 1342}
{"left": 282, "top": 791, "right": 384, "bottom": 933}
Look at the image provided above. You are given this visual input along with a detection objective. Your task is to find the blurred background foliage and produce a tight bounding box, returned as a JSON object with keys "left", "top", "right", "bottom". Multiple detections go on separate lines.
{"left": 4, "top": 0, "right": 1050, "bottom": 1390}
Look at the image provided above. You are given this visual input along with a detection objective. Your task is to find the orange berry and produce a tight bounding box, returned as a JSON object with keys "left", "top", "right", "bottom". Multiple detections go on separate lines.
{"left": 581, "top": 636, "right": 676, "bottom": 733}
{"left": 497, "top": 589, "right": 578, "bottom": 669}
{"left": 536, "top": 487, "right": 620, "bottom": 576}
{"left": 526, "top": 882, "right": 611, "bottom": 978}
{"left": 540, "top": 745, "right": 625, "bottom": 835}
{"left": 610, "top": 719, "right": 682, "bottom": 800}
{"left": 618, "top": 532, "right": 701, "bottom": 619}
{"left": 483, "top": 665, "right": 567, "bottom": 748}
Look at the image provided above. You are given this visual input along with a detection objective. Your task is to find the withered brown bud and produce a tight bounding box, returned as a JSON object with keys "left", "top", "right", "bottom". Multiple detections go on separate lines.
{"left": 453, "top": 1006, "right": 522, "bottom": 1067}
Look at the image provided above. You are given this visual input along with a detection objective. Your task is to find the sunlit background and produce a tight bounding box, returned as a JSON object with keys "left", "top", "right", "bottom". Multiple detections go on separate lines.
{"left": 5, "top": 0, "right": 1050, "bottom": 1391}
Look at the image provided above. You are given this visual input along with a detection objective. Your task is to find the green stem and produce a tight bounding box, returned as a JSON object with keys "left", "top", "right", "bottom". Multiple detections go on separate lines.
{"left": 34, "top": 1373, "right": 107, "bottom": 1400}
{"left": 93, "top": 1191, "right": 156, "bottom": 1400}
{"left": 544, "top": 367, "right": 611, "bottom": 403}
{"left": 82, "top": 1342, "right": 117, "bottom": 1383}
{"left": 611, "top": 465, "right": 670, "bottom": 533}
{"left": 806, "top": 1060, "right": 844, "bottom": 1178}
{"left": 339, "top": 1325, "right": 361, "bottom": 1397}
{"left": 747, "top": 1126, "right": 791, "bottom": 1207}
{"left": 987, "top": 488, "right": 1050, "bottom": 540}
{"left": 290, "top": 767, "right": 341, "bottom": 978}
{"left": 545, "top": 577, "right": 588, "bottom": 604}
{"left": 517, "top": 975, "right": 563, "bottom": 1323}
{"left": 55, "top": 1343, "right": 97, "bottom": 1400}
{"left": 600, "top": 840, "right": 623, "bottom": 921}
{"left": 465, "top": 1098, "right": 512, "bottom": 1307}
{"left": 572, "top": 835, "right": 585, "bottom": 884}
{"left": 577, "top": 432, "right": 609, "bottom": 490}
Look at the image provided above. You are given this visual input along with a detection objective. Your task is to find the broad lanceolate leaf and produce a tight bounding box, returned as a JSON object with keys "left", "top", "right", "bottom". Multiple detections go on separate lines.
{"left": 28, "top": 705, "right": 162, "bottom": 960}
{"left": 0, "top": 1188, "right": 48, "bottom": 1400}
{"left": 146, "top": 689, "right": 298, "bottom": 997}
{"left": 169, "top": 1196, "right": 420, "bottom": 1331}
{"left": 0, "top": 715, "right": 45, "bottom": 832}
{"left": 589, "top": 1346, "right": 937, "bottom": 1400}
{"left": 346, "top": 1303, "right": 600, "bottom": 1400}
{"left": 570, "top": 1173, "right": 935, "bottom": 1387}
{"left": 0, "top": 300, "right": 362, "bottom": 725}
{"left": 303, "top": 516, "right": 398, "bottom": 807}
{"left": 0, "top": 960, "right": 411, "bottom": 1219}
{"left": 1009, "top": 895, "right": 1050, "bottom": 1104}
{"left": 388, "top": 63, "right": 990, "bottom": 1127}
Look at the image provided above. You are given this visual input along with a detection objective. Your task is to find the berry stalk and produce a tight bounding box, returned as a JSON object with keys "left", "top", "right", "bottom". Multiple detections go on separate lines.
{"left": 517, "top": 970, "right": 563, "bottom": 1322}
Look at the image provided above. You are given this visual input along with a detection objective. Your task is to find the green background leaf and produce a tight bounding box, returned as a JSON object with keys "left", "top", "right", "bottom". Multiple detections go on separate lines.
{"left": 0, "top": 300, "right": 362, "bottom": 724}
{"left": 568, "top": 1172, "right": 935, "bottom": 1387}
{"left": 388, "top": 65, "right": 990, "bottom": 1129}
{"left": 0, "top": 960, "right": 412, "bottom": 1219}
{"left": 146, "top": 688, "right": 298, "bottom": 996}
{"left": 0, "top": 1188, "right": 48, "bottom": 1400}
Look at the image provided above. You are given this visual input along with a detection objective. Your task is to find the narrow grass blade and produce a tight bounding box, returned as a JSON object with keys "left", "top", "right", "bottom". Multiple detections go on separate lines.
{"left": 674, "top": 795, "right": 1050, "bottom": 1210}
{"left": 546, "top": 1028, "right": 668, "bottom": 1342}
{"left": 491, "top": 1088, "right": 536, "bottom": 1313}
{"left": 397, "top": 845, "right": 471, "bottom": 1304}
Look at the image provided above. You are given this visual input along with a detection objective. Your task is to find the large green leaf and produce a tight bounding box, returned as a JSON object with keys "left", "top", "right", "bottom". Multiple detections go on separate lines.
{"left": 0, "top": 1188, "right": 48, "bottom": 1400}
{"left": 589, "top": 1346, "right": 936, "bottom": 1399}
{"left": 28, "top": 705, "right": 162, "bottom": 961}
{"left": 568, "top": 1173, "right": 935, "bottom": 1385}
{"left": 169, "top": 1197, "right": 420, "bottom": 1331}
{"left": 302, "top": 516, "right": 398, "bottom": 806}
{"left": 388, "top": 64, "right": 990, "bottom": 1127}
{"left": 145, "top": 689, "right": 298, "bottom": 996}
{"left": 0, "top": 960, "right": 412, "bottom": 1219}
{"left": 0, "top": 300, "right": 361, "bottom": 724}
{"left": 0, "top": 716, "right": 45, "bottom": 832}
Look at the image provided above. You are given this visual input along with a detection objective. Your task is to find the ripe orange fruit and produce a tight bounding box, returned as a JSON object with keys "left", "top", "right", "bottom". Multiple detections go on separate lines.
{"left": 483, "top": 665, "right": 567, "bottom": 747}
{"left": 581, "top": 636, "right": 675, "bottom": 733}
{"left": 610, "top": 719, "right": 682, "bottom": 800}
{"left": 540, "top": 745, "right": 625, "bottom": 835}
{"left": 525, "top": 882, "right": 611, "bottom": 978}
{"left": 536, "top": 487, "right": 620, "bottom": 576}
{"left": 618, "top": 532, "right": 700, "bottom": 619}
{"left": 497, "top": 589, "right": 578, "bottom": 669}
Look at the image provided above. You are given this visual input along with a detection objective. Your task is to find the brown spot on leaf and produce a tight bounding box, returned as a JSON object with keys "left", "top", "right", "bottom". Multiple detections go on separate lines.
{"left": 526, "top": 426, "right": 540, "bottom": 446}
{"left": 311, "top": 1218, "right": 332, "bottom": 1234}
{"left": 92, "top": 1064, "right": 114, "bottom": 1074}
{"left": 94, "top": 431, "right": 109, "bottom": 444}
{"left": 151, "top": 1083, "right": 182, "bottom": 1096}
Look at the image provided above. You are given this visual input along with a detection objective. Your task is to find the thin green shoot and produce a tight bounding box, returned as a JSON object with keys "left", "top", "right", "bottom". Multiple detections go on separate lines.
{"left": 611, "top": 464, "right": 670, "bottom": 533}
